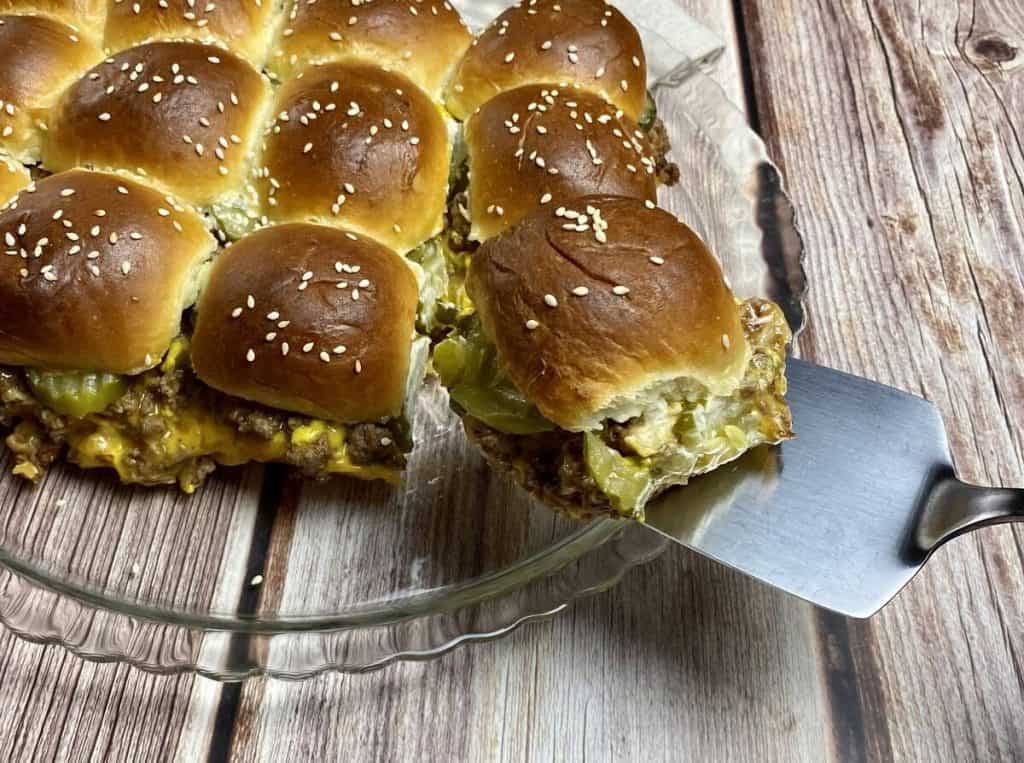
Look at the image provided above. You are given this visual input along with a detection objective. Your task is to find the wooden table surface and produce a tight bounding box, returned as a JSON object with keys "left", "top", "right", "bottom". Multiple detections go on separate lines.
{"left": 3, "top": 1, "right": 1024, "bottom": 760}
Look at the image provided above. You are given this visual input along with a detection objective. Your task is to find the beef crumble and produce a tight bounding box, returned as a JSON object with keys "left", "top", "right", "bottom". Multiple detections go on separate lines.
{"left": 0, "top": 357, "right": 406, "bottom": 490}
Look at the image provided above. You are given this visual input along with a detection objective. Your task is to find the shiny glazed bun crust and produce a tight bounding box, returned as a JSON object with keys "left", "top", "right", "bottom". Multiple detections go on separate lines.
{"left": 467, "top": 196, "right": 749, "bottom": 431}
{"left": 0, "top": 169, "right": 215, "bottom": 374}
{"left": 257, "top": 62, "right": 450, "bottom": 254}
{"left": 446, "top": 0, "right": 646, "bottom": 122}
{"left": 269, "top": 0, "right": 472, "bottom": 100}
{"left": 0, "top": 0, "right": 107, "bottom": 41}
{"left": 0, "top": 14, "right": 103, "bottom": 163}
{"left": 44, "top": 41, "right": 272, "bottom": 208}
{"left": 192, "top": 223, "right": 420, "bottom": 423}
{"left": 465, "top": 84, "right": 657, "bottom": 241}
{"left": 103, "top": 0, "right": 279, "bottom": 65}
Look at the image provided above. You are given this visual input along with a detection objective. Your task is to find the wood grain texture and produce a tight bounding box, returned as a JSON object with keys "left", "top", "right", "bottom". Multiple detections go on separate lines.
{"left": 1, "top": 1, "right": 1023, "bottom": 762}
{"left": 741, "top": 0, "right": 1024, "bottom": 760}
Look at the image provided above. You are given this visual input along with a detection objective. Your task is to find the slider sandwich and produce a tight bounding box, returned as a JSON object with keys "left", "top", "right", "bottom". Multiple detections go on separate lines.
{"left": 44, "top": 40, "right": 273, "bottom": 238}
{"left": 435, "top": 196, "right": 794, "bottom": 521}
{"left": 267, "top": 0, "right": 473, "bottom": 100}
{"left": 0, "top": 13, "right": 103, "bottom": 163}
{"left": 0, "top": 170, "right": 427, "bottom": 490}
{"left": 441, "top": 0, "right": 679, "bottom": 317}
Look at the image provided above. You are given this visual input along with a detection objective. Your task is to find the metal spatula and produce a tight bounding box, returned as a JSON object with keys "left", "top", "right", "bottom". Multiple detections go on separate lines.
{"left": 643, "top": 359, "right": 1023, "bottom": 618}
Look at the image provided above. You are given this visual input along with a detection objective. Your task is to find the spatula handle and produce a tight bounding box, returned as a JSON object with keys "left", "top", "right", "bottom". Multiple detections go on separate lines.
{"left": 915, "top": 477, "right": 1024, "bottom": 553}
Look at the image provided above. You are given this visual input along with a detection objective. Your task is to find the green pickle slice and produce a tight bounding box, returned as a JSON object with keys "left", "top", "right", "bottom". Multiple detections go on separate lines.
{"left": 25, "top": 369, "right": 128, "bottom": 419}
{"left": 434, "top": 325, "right": 554, "bottom": 436}
{"left": 583, "top": 433, "right": 652, "bottom": 518}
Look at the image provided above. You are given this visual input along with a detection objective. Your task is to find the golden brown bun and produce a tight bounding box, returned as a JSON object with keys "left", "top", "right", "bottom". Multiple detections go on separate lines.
{"left": 103, "top": 0, "right": 278, "bottom": 65}
{"left": 0, "top": 14, "right": 103, "bottom": 163}
{"left": 257, "top": 62, "right": 450, "bottom": 254}
{"left": 446, "top": 0, "right": 646, "bottom": 122}
{"left": 467, "top": 196, "right": 749, "bottom": 431}
{"left": 0, "top": 0, "right": 106, "bottom": 41}
{"left": 0, "top": 169, "right": 216, "bottom": 374}
{"left": 0, "top": 154, "right": 30, "bottom": 205}
{"left": 44, "top": 41, "right": 272, "bottom": 210}
{"left": 268, "top": 0, "right": 472, "bottom": 100}
{"left": 192, "top": 223, "right": 419, "bottom": 423}
{"left": 465, "top": 84, "right": 657, "bottom": 241}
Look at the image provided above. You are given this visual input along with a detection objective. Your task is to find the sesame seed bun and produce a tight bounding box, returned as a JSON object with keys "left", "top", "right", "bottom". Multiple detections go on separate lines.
{"left": 43, "top": 41, "right": 272, "bottom": 212}
{"left": 0, "top": 169, "right": 216, "bottom": 374}
{"left": 0, "top": 1, "right": 106, "bottom": 42}
{"left": 268, "top": 0, "right": 472, "bottom": 101}
{"left": 467, "top": 196, "right": 749, "bottom": 432}
{"left": 192, "top": 223, "right": 420, "bottom": 423}
{"left": 465, "top": 84, "right": 657, "bottom": 241}
{"left": 0, "top": 153, "right": 30, "bottom": 205}
{"left": 0, "top": 14, "right": 103, "bottom": 164}
{"left": 103, "top": 0, "right": 279, "bottom": 66}
{"left": 257, "top": 62, "right": 450, "bottom": 254}
{"left": 446, "top": 0, "right": 646, "bottom": 122}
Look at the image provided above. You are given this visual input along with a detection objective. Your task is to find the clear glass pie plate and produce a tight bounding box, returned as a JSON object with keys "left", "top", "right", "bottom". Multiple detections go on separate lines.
{"left": 0, "top": 68, "right": 807, "bottom": 681}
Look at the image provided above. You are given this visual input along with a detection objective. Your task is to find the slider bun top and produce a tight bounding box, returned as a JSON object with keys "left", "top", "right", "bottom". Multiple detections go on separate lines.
{"left": 0, "top": 14, "right": 103, "bottom": 163}
{"left": 0, "top": 153, "right": 30, "bottom": 205}
{"left": 44, "top": 40, "right": 272, "bottom": 209}
{"left": 467, "top": 196, "right": 749, "bottom": 432}
{"left": 446, "top": 0, "right": 646, "bottom": 122}
{"left": 268, "top": 0, "right": 472, "bottom": 100}
{"left": 192, "top": 222, "right": 420, "bottom": 423}
{"left": 464, "top": 84, "right": 657, "bottom": 241}
{"left": 257, "top": 61, "right": 450, "bottom": 254}
{"left": 103, "top": 0, "right": 279, "bottom": 65}
{"left": 0, "top": 169, "right": 215, "bottom": 374}
{"left": 0, "top": 0, "right": 107, "bottom": 42}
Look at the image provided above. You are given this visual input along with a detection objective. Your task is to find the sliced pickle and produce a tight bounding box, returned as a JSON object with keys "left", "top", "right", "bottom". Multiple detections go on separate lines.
{"left": 434, "top": 324, "right": 554, "bottom": 435}
{"left": 25, "top": 369, "right": 128, "bottom": 419}
{"left": 584, "top": 433, "right": 653, "bottom": 518}
{"left": 639, "top": 91, "right": 658, "bottom": 131}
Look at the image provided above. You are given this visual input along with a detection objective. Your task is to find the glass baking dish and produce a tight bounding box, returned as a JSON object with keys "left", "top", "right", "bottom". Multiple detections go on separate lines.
{"left": 0, "top": 67, "right": 806, "bottom": 680}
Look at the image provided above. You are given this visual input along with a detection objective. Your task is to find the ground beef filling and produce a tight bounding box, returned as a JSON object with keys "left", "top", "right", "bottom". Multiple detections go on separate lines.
{"left": 462, "top": 417, "right": 613, "bottom": 520}
{"left": 0, "top": 362, "right": 406, "bottom": 489}
{"left": 647, "top": 118, "right": 681, "bottom": 186}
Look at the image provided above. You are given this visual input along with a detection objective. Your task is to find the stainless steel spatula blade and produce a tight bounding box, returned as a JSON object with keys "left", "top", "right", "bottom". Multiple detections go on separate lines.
{"left": 643, "top": 358, "right": 1023, "bottom": 618}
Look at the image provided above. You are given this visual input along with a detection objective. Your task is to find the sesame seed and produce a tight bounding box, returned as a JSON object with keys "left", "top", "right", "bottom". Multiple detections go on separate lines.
{"left": 250, "top": 574, "right": 263, "bottom": 587}
{"left": 525, "top": 319, "right": 539, "bottom": 330}
{"left": 302, "top": 342, "right": 314, "bottom": 353}
{"left": 612, "top": 285, "right": 630, "bottom": 296}
{"left": 121, "top": 261, "right": 131, "bottom": 275}
{"left": 572, "top": 286, "right": 589, "bottom": 296}
{"left": 98, "top": 112, "right": 111, "bottom": 121}
{"left": 544, "top": 294, "right": 558, "bottom": 307}
{"left": 281, "top": 342, "right": 290, "bottom": 356}
{"left": 247, "top": 294, "right": 255, "bottom": 308}
{"left": 722, "top": 334, "right": 732, "bottom": 350}
{"left": 231, "top": 307, "right": 243, "bottom": 318}
{"left": 380, "top": 437, "right": 393, "bottom": 447}
{"left": 354, "top": 360, "right": 362, "bottom": 374}
{"left": 505, "top": 52, "right": 516, "bottom": 63}
{"left": 320, "top": 351, "right": 331, "bottom": 363}
{"left": 650, "top": 256, "right": 665, "bottom": 265}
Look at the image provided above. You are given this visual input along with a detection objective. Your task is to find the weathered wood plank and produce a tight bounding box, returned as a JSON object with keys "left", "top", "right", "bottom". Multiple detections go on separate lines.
{"left": 741, "top": 0, "right": 1024, "bottom": 760}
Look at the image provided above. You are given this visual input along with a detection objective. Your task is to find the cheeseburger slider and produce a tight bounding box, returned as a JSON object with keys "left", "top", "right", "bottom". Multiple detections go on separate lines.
{"left": 463, "top": 84, "right": 658, "bottom": 242}
{"left": 446, "top": 0, "right": 647, "bottom": 123}
{"left": 435, "top": 196, "right": 793, "bottom": 520}
{"left": 103, "top": 0, "right": 279, "bottom": 65}
{"left": 256, "top": 61, "right": 450, "bottom": 255}
{"left": 0, "top": 175, "right": 427, "bottom": 488}
{"left": 268, "top": 0, "right": 472, "bottom": 100}
{"left": 0, "top": 13, "right": 103, "bottom": 163}
{"left": 44, "top": 41, "right": 272, "bottom": 238}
